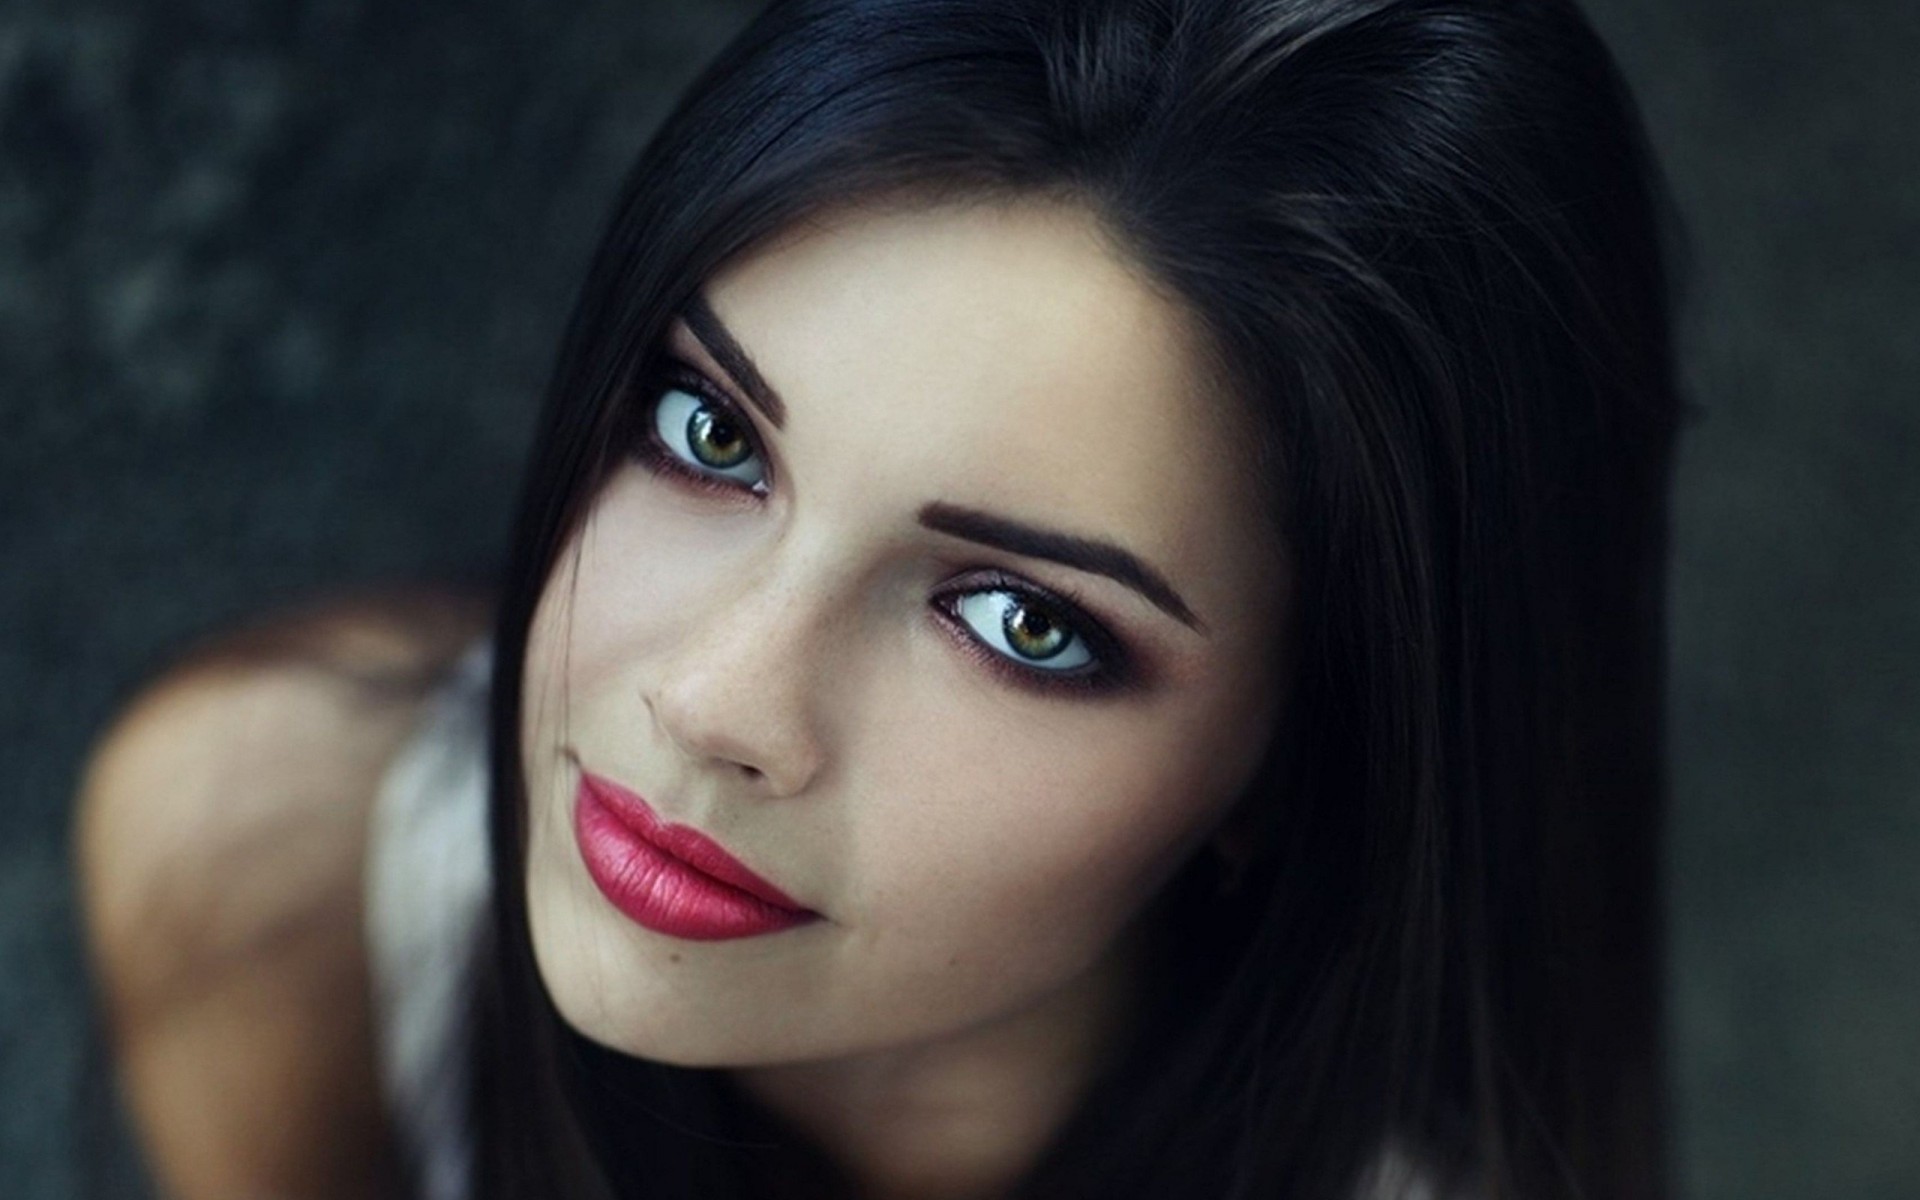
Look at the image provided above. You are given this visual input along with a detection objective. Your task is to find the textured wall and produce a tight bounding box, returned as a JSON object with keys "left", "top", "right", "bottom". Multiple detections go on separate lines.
{"left": 0, "top": 2, "right": 766, "bottom": 1195}
{"left": 1588, "top": 4, "right": 1920, "bottom": 1198}
{"left": 2, "top": 1, "right": 1914, "bottom": 1197}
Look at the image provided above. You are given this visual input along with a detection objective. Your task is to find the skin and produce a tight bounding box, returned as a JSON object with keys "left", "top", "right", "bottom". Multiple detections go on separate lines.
{"left": 521, "top": 195, "right": 1292, "bottom": 1200}
{"left": 75, "top": 589, "right": 491, "bottom": 1200}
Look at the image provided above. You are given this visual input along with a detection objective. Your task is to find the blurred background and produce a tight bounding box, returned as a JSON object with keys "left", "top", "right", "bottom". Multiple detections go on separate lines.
{"left": 2, "top": 0, "right": 1914, "bottom": 1197}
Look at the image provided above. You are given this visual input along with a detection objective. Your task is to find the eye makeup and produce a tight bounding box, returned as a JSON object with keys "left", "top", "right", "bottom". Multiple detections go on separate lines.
{"left": 621, "top": 359, "right": 1148, "bottom": 698}
{"left": 626, "top": 360, "right": 774, "bottom": 499}
{"left": 930, "top": 570, "right": 1138, "bottom": 698}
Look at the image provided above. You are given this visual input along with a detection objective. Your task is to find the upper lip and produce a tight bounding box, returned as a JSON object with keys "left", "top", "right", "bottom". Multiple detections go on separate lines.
{"left": 577, "top": 769, "right": 814, "bottom": 914}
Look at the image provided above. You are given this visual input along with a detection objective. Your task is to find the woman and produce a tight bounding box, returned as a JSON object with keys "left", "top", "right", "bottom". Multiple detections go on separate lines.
{"left": 76, "top": 0, "right": 1681, "bottom": 1198}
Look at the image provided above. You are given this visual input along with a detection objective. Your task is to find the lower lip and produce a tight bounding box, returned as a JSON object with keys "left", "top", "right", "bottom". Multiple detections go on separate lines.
{"left": 571, "top": 777, "right": 819, "bottom": 941}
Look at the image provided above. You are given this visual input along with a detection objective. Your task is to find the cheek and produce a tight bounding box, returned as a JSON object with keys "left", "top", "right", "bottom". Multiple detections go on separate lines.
{"left": 841, "top": 693, "right": 1235, "bottom": 982}
{"left": 520, "top": 480, "right": 744, "bottom": 863}
{"left": 522, "top": 474, "right": 748, "bottom": 721}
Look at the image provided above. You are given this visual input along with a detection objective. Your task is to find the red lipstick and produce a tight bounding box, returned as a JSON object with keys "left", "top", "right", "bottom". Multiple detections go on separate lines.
{"left": 571, "top": 770, "right": 820, "bottom": 941}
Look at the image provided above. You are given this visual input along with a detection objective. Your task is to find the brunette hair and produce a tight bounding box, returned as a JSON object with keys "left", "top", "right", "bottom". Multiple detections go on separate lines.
{"left": 474, "top": 1, "right": 1683, "bottom": 1197}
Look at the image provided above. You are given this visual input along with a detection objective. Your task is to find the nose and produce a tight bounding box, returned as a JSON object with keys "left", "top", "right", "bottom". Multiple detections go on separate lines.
{"left": 644, "top": 561, "right": 832, "bottom": 798}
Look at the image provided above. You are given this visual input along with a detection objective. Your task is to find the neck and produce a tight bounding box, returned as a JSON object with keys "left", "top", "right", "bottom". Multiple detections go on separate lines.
{"left": 730, "top": 916, "right": 1159, "bottom": 1200}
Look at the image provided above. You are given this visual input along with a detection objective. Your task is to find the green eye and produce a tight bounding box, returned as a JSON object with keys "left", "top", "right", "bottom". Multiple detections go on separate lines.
{"left": 653, "top": 386, "right": 766, "bottom": 486}
{"left": 950, "top": 590, "right": 1094, "bottom": 671}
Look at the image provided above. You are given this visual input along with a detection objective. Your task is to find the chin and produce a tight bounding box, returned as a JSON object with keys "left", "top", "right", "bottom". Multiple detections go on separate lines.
{"left": 531, "top": 942, "right": 716, "bottom": 1065}
{"left": 522, "top": 885, "right": 786, "bottom": 1069}
{"left": 541, "top": 980, "right": 833, "bottom": 1070}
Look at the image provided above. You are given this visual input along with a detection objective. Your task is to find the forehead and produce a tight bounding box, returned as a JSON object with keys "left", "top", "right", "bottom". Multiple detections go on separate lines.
{"left": 691, "top": 196, "right": 1282, "bottom": 630}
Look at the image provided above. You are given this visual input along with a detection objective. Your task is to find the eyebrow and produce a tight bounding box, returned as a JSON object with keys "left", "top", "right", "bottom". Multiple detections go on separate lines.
{"left": 676, "top": 291, "right": 1204, "bottom": 635}
{"left": 678, "top": 290, "right": 787, "bottom": 429}
{"left": 919, "top": 501, "right": 1205, "bottom": 634}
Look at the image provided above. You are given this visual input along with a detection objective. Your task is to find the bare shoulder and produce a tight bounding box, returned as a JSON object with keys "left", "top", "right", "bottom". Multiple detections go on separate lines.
{"left": 77, "top": 585, "right": 492, "bottom": 1008}
{"left": 74, "top": 585, "right": 491, "bottom": 1200}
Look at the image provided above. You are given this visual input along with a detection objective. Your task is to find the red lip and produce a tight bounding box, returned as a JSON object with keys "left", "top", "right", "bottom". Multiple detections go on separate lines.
{"left": 571, "top": 769, "right": 819, "bottom": 941}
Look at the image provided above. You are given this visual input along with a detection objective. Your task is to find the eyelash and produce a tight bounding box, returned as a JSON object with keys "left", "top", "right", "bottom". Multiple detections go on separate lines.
{"left": 623, "top": 361, "right": 1137, "bottom": 698}
{"left": 930, "top": 571, "right": 1133, "bottom": 697}
{"left": 626, "top": 363, "right": 774, "bottom": 499}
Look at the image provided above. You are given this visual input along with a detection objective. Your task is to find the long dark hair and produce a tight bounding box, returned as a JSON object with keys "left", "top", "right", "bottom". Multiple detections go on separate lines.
{"left": 474, "top": 1, "right": 1683, "bottom": 1197}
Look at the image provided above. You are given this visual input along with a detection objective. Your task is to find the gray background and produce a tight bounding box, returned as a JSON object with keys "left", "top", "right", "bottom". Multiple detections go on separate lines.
{"left": 2, "top": 0, "right": 1914, "bottom": 1197}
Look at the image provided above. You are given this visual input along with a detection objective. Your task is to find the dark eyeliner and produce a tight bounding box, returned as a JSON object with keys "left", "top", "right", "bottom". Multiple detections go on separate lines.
{"left": 626, "top": 359, "right": 772, "bottom": 497}
{"left": 627, "top": 360, "right": 1139, "bottom": 699}
{"left": 932, "top": 570, "right": 1137, "bottom": 697}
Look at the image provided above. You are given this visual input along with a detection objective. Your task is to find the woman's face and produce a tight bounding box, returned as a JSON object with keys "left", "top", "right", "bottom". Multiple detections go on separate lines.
{"left": 522, "top": 196, "right": 1290, "bottom": 1069}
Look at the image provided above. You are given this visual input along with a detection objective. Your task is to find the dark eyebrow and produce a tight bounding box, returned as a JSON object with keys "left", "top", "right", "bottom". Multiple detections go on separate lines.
{"left": 678, "top": 292, "right": 1201, "bottom": 634}
{"left": 918, "top": 500, "right": 1205, "bottom": 634}
{"left": 678, "top": 290, "right": 786, "bottom": 430}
